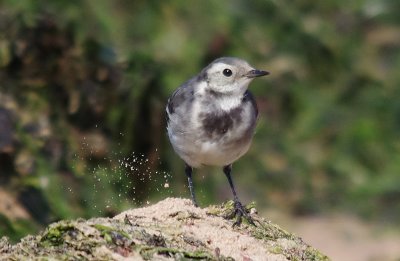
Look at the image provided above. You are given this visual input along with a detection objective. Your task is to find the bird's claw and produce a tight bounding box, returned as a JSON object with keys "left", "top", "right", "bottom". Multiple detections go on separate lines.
{"left": 224, "top": 200, "right": 256, "bottom": 227}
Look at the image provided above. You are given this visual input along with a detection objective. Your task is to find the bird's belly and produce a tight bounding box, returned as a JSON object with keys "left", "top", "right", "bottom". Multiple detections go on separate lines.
{"left": 196, "top": 138, "right": 252, "bottom": 166}
{"left": 168, "top": 126, "right": 253, "bottom": 168}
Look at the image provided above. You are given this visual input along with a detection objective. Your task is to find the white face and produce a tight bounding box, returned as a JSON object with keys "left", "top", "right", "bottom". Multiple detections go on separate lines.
{"left": 205, "top": 61, "right": 254, "bottom": 95}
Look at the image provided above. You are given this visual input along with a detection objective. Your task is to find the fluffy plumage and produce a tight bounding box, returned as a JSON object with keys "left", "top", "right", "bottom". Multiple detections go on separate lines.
{"left": 166, "top": 57, "right": 269, "bottom": 225}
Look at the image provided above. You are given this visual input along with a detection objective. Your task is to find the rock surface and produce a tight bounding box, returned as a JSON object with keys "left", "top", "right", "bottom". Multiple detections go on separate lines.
{"left": 0, "top": 198, "right": 329, "bottom": 260}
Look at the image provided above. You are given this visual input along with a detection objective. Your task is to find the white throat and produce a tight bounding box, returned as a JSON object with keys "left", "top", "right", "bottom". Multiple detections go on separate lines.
{"left": 196, "top": 80, "right": 248, "bottom": 111}
{"left": 217, "top": 95, "right": 242, "bottom": 111}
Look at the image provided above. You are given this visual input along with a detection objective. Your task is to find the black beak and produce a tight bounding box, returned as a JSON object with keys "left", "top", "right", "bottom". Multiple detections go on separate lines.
{"left": 246, "top": 69, "right": 270, "bottom": 78}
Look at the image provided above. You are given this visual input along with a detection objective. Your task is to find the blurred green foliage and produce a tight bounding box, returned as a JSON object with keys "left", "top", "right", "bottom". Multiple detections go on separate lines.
{"left": 0, "top": 0, "right": 400, "bottom": 241}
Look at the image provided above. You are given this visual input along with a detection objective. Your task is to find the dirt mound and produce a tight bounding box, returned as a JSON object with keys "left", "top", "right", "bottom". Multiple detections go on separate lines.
{"left": 0, "top": 198, "right": 328, "bottom": 260}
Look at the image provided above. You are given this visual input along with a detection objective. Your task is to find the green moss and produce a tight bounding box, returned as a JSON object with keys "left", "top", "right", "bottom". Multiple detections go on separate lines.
{"left": 40, "top": 222, "right": 79, "bottom": 247}
{"left": 303, "top": 246, "right": 330, "bottom": 261}
{"left": 250, "top": 220, "right": 294, "bottom": 241}
{"left": 269, "top": 245, "right": 283, "bottom": 255}
{"left": 92, "top": 224, "right": 131, "bottom": 245}
{"left": 93, "top": 224, "right": 117, "bottom": 234}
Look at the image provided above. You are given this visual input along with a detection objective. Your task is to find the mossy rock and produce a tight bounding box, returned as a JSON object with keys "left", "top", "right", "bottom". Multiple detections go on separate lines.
{"left": 0, "top": 198, "right": 329, "bottom": 260}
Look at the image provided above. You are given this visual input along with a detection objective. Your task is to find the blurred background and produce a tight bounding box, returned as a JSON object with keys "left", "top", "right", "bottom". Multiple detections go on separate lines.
{"left": 0, "top": 0, "right": 400, "bottom": 260}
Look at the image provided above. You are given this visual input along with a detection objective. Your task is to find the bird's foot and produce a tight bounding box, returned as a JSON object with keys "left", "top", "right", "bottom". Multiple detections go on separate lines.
{"left": 224, "top": 200, "right": 256, "bottom": 227}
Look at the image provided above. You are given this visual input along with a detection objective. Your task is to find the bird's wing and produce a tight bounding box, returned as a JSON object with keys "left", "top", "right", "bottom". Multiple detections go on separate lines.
{"left": 166, "top": 78, "right": 195, "bottom": 122}
{"left": 166, "top": 87, "right": 182, "bottom": 115}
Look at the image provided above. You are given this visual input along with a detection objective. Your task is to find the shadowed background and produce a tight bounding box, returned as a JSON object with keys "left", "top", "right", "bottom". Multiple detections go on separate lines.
{"left": 0, "top": 1, "right": 400, "bottom": 259}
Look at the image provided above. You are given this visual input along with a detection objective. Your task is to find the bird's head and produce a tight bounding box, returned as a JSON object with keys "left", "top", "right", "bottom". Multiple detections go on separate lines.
{"left": 199, "top": 57, "right": 269, "bottom": 96}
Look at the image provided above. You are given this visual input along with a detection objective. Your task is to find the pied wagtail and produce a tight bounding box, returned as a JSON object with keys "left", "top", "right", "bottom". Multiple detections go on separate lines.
{"left": 166, "top": 57, "right": 269, "bottom": 225}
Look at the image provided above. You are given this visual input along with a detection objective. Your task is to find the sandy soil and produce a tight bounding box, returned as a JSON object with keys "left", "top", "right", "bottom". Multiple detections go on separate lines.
{"left": 114, "top": 198, "right": 288, "bottom": 260}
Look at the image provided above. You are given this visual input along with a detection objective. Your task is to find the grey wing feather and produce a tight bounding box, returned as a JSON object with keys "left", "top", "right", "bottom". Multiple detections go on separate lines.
{"left": 167, "top": 79, "right": 195, "bottom": 113}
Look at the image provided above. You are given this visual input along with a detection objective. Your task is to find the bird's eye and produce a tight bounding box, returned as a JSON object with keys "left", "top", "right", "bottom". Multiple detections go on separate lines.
{"left": 223, "top": 69, "right": 232, "bottom": 77}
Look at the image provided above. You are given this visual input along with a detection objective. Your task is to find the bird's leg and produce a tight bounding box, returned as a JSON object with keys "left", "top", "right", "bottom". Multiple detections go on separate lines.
{"left": 185, "top": 164, "right": 198, "bottom": 207}
{"left": 223, "top": 164, "right": 255, "bottom": 226}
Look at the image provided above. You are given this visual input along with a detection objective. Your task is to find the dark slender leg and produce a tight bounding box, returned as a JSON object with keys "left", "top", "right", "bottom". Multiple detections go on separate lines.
{"left": 223, "top": 165, "right": 240, "bottom": 202}
{"left": 185, "top": 163, "right": 198, "bottom": 207}
{"left": 223, "top": 164, "right": 255, "bottom": 226}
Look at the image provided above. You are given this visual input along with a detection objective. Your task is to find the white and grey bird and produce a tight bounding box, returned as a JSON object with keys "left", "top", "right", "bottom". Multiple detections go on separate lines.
{"left": 166, "top": 57, "right": 269, "bottom": 225}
